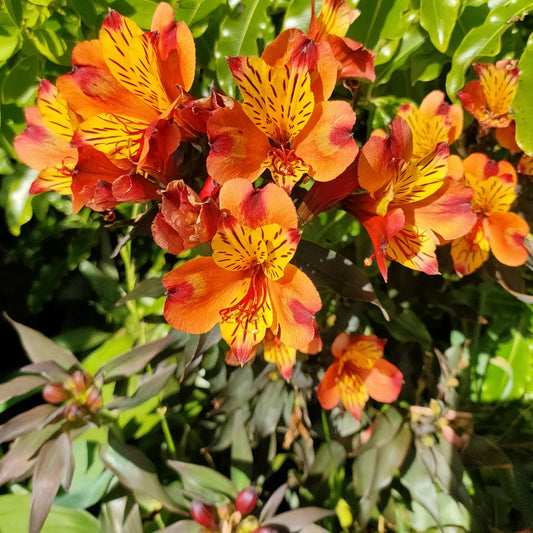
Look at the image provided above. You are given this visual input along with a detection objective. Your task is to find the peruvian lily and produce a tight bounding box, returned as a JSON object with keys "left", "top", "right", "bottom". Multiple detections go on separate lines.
{"left": 451, "top": 153, "right": 529, "bottom": 276}
{"left": 207, "top": 30, "right": 358, "bottom": 192}
{"left": 343, "top": 118, "right": 476, "bottom": 280}
{"left": 317, "top": 333, "right": 402, "bottom": 420}
{"left": 396, "top": 90, "right": 463, "bottom": 159}
{"left": 307, "top": 0, "right": 375, "bottom": 81}
{"left": 163, "top": 179, "right": 321, "bottom": 363}
{"left": 458, "top": 60, "right": 519, "bottom": 130}
{"left": 61, "top": 3, "right": 195, "bottom": 176}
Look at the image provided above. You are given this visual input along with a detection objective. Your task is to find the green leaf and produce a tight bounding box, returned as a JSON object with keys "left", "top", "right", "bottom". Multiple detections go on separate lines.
{"left": 514, "top": 32, "right": 533, "bottom": 154}
{"left": 1, "top": 167, "right": 36, "bottom": 235}
{"left": 419, "top": 0, "right": 460, "bottom": 53}
{"left": 446, "top": 1, "right": 533, "bottom": 99}
{"left": 252, "top": 378, "right": 286, "bottom": 438}
{"left": 174, "top": 0, "right": 225, "bottom": 27}
{"left": 69, "top": 0, "right": 98, "bottom": 29}
{"left": 214, "top": 0, "right": 275, "bottom": 97}
{"left": 0, "top": 11, "right": 22, "bottom": 61}
{"left": 4, "top": 0, "right": 23, "bottom": 27}
{"left": 0, "top": 494, "right": 99, "bottom": 533}
{"left": 282, "top": 0, "right": 312, "bottom": 32}
{"left": 230, "top": 409, "right": 253, "bottom": 490}
{"left": 30, "top": 28, "right": 71, "bottom": 66}
{"left": 264, "top": 508, "right": 334, "bottom": 531}
{"left": 99, "top": 497, "right": 144, "bottom": 533}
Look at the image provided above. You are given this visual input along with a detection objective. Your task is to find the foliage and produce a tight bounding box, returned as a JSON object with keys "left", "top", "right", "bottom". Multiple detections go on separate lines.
{"left": 1, "top": 1, "right": 533, "bottom": 533}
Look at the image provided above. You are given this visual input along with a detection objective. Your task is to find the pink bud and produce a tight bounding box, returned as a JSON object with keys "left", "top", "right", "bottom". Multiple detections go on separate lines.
{"left": 235, "top": 486, "right": 258, "bottom": 516}
{"left": 84, "top": 388, "right": 102, "bottom": 410}
{"left": 190, "top": 500, "right": 217, "bottom": 531}
{"left": 42, "top": 383, "right": 68, "bottom": 404}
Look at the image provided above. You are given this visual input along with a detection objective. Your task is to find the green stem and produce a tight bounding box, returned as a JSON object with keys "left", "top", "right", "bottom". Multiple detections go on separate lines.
{"left": 158, "top": 406, "right": 177, "bottom": 459}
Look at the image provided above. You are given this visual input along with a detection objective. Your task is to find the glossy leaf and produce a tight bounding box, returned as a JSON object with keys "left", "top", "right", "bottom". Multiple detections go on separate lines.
{"left": 174, "top": 0, "right": 225, "bottom": 27}
{"left": 420, "top": 0, "right": 460, "bottom": 53}
{"left": 446, "top": 1, "right": 533, "bottom": 99}
{"left": 5, "top": 314, "right": 80, "bottom": 371}
{"left": 100, "top": 436, "right": 187, "bottom": 513}
{"left": 30, "top": 433, "right": 73, "bottom": 533}
{"left": 514, "top": 32, "right": 533, "bottom": 154}
{"left": 2, "top": 168, "right": 36, "bottom": 236}
{"left": 282, "top": 0, "right": 312, "bottom": 32}
{"left": 0, "top": 11, "right": 22, "bottom": 62}
{"left": 214, "top": 0, "right": 275, "bottom": 96}
{"left": 168, "top": 460, "right": 239, "bottom": 500}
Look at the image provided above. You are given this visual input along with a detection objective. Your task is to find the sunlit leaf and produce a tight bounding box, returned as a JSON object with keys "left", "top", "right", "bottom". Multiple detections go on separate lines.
{"left": 0, "top": 11, "right": 22, "bottom": 62}
{"left": 419, "top": 0, "right": 460, "bottom": 53}
{"left": 514, "top": 32, "right": 533, "bottom": 155}
{"left": 446, "top": 1, "right": 533, "bottom": 99}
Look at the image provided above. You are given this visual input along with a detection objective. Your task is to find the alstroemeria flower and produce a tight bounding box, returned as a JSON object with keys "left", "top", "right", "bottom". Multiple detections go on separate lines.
{"left": 317, "top": 333, "right": 402, "bottom": 420}
{"left": 307, "top": 0, "right": 375, "bottom": 81}
{"left": 207, "top": 31, "right": 358, "bottom": 192}
{"left": 396, "top": 90, "right": 463, "bottom": 159}
{"left": 458, "top": 60, "right": 519, "bottom": 129}
{"left": 451, "top": 153, "right": 529, "bottom": 276}
{"left": 343, "top": 118, "right": 475, "bottom": 279}
{"left": 163, "top": 179, "right": 321, "bottom": 363}
{"left": 152, "top": 180, "right": 220, "bottom": 256}
{"left": 62, "top": 3, "right": 195, "bottom": 175}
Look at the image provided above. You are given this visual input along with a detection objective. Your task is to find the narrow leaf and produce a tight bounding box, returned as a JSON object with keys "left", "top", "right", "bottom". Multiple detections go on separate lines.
{"left": 5, "top": 314, "right": 80, "bottom": 370}
{"left": 264, "top": 508, "right": 334, "bottom": 531}
{"left": 0, "top": 404, "right": 59, "bottom": 444}
{"left": 115, "top": 278, "right": 166, "bottom": 305}
{"left": 30, "top": 433, "right": 72, "bottom": 533}
{"left": 0, "top": 375, "right": 47, "bottom": 404}
{"left": 231, "top": 409, "right": 253, "bottom": 490}
{"left": 514, "top": 32, "right": 533, "bottom": 154}
{"left": 259, "top": 483, "right": 288, "bottom": 522}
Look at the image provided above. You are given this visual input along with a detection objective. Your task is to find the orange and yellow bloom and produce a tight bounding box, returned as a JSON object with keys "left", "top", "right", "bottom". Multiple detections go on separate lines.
{"left": 163, "top": 179, "right": 321, "bottom": 363}
{"left": 317, "top": 333, "right": 402, "bottom": 420}
{"left": 451, "top": 153, "right": 529, "bottom": 276}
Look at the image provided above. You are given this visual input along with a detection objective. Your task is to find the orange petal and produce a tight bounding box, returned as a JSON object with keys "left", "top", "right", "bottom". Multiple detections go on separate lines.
{"left": 163, "top": 257, "right": 245, "bottom": 334}
{"left": 326, "top": 35, "right": 375, "bottom": 82}
{"left": 518, "top": 153, "right": 533, "bottom": 176}
{"left": 37, "top": 80, "right": 76, "bottom": 141}
{"left": 218, "top": 179, "right": 298, "bottom": 230}
{"left": 317, "top": 362, "right": 342, "bottom": 410}
{"left": 263, "top": 330, "right": 297, "bottom": 379}
{"left": 484, "top": 211, "right": 529, "bottom": 267}
{"left": 364, "top": 359, "right": 402, "bottom": 403}
{"left": 206, "top": 104, "right": 271, "bottom": 184}
{"left": 336, "top": 361, "right": 368, "bottom": 420}
{"left": 495, "top": 122, "right": 521, "bottom": 153}
{"left": 342, "top": 335, "right": 386, "bottom": 369}
{"left": 450, "top": 221, "right": 490, "bottom": 276}
{"left": 30, "top": 166, "right": 74, "bottom": 196}
{"left": 268, "top": 264, "right": 321, "bottom": 351}
{"left": 294, "top": 100, "right": 358, "bottom": 182}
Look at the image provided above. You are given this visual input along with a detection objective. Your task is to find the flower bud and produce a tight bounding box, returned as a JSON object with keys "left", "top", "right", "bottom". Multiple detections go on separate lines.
{"left": 235, "top": 486, "right": 258, "bottom": 516}
{"left": 69, "top": 370, "right": 91, "bottom": 394}
{"left": 190, "top": 500, "right": 218, "bottom": 531}
{"left": 84, "top": 387, "right": 102, "bottom": 410}
{"left": 42, "top": 383, "right": 68, "bottom": 404}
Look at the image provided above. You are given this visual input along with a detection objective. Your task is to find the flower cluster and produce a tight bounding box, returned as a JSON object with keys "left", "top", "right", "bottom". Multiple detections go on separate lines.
{"left": 13, "top": 0, "right": 531, "bottom": 423}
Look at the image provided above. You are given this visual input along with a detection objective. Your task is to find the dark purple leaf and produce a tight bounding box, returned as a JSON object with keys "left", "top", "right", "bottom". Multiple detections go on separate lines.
{"left": 5, "top": 314, "right": 80, "bottom": 370}
{"left": 0, "top": 425, "right": 60, "bottom": 485}
{"left": 29, "top": 432, "right": 72, "bottom": 533}
{"left": 259, "top": 483, "right": 288, "bottom": 522}
{"left": 99, "top": 331, "right": 182, "bottom": 383}
{"left": 0, "top": 404, "right": 59, "bottom": 444}
{"left": 0, "top": 375, "right": 47, "bottom": 404}
{"left": 105, "top": 363, "right": 177, "bottom": 411}
{"left": 21, "top": 361, "right": 71, "bottom": 383}
{"left": 263, "top": 508, "right": 334, "bottom": 531}
{"left": 292, "top": 241, "right": 388, "bottom": 320}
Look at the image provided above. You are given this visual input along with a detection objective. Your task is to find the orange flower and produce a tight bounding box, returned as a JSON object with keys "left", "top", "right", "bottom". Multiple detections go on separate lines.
{"left": 451, "top": 153, "right": 529, "bottom": 276}
{"left": 396, "top": 90, "right": 463, "bottom": 159}
{"left": 206, "top": 31, "right": 358, "bottom": 192}
{"left": 317, "top": 333, "right": 402, "bottom": 420}
{"left": 163, "top": 179, "right": 321, "bottom": 363}
{"left": 344, "top": 118, "right": 475, "bottom": 279}
{"left": 307, "top": 0, "right": 375, "bottom": 81}
{"left": 458, "top": 60, "right": 519, "bottom": 129}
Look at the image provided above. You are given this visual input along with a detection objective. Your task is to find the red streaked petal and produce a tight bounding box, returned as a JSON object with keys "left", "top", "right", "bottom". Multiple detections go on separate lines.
{"left": 364, "top": 359, "right": 403, "bottom": 403}
{"left": 37, "top": 80, "right": 76, "bottom": 141}
{"left": 450, "top": 221, "right": 489, "bottom": 277}
{"left": 262, "top": 330, "right": 297, "bottom": 379}
{"left": 294, "top": 100, "right": 358, "bottom": 183}
{"left": 206, "top": 104, "right": 270, "bottom": 184}
{"left": 268, "top": 264, "right": 321, "bottom": 351}
{"left": 163, "top": 257, "right": 245, "bottom": 334}
{"left": 327, "top": 35, "right": 375, "bottom": 82}
{"left": 218, "top": 179, "right": 298, "bottom": 230}
{"left": 30, "top": 166, "right": 74, "bottom": 196}
{"left": 485, "top": 211, "right": 529, "bottom": 267}
{"left": 475, "top": 60, "right": 519, "bottom": 118}
{"left": 342, "top": 335, "right": 386, "bottom": 369}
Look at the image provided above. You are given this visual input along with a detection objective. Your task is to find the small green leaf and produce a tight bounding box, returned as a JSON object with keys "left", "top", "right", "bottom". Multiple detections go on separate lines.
{"left": 0, "top": 11, "right": 22, "bottom": 61}
{"left": 175, "top": 0, "right": 225, "bottom": 27}
{"left": 282, "top": 0, "right": 312, "bottom": 32}
{"left": 4, "top": 0, "right": 23, "bottom": 27}
{"left": 420, "top": 0, "right": 460, "bottom": 53}
{"left": 1, "top": 167, "right": 36, "bottom": 235}
{"left": 514, "top": 32, "right": 533, "bottom": 154}
{"left": 214, "top": 0, "right": 275, "bottom": 96}
{"left": 446, "top": 1, "right": 533, "bottom": 99}
{"left": 30, "top": 28, "right": 71, "bottom": 66}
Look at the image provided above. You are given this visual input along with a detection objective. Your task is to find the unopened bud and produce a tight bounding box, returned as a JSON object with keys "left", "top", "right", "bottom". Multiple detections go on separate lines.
{"left": 84, "top": 388, "right": 102, "bottom": 410}
{"left": 70, "top": 370, "right": 91, "bottom": 394}
{"left": 235, "top": 486, "right": 258, "bottom": 516}
{"left": 190, "top": 500, "right": 218, "bottom": 531}
{"left": 43, "top": 383, "right": 68, "bottom": 404}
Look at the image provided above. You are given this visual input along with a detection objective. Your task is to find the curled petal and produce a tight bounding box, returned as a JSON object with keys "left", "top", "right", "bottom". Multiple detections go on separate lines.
{"left": 364, "top": 359, "right": 403, "bottom": 403}
{"left": 317, "top": 363, "right": 342, "bottom": 410}
{"left": 326, "top": 35, "right": 375, "bottom": 82}
{"left": 484, "top": 212, "right": 529, "bottom": 267}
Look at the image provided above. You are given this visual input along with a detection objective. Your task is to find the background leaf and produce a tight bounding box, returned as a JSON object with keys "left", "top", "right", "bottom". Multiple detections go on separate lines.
{"left": 419, "top": 0, "right": 460, "bottom": 53}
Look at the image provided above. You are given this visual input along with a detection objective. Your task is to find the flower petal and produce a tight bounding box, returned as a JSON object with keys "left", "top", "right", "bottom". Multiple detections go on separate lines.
{"left": 317, "top": 363, "right": 342, "bottom": 410}
{"left": 485, "top": 211, "right": 529, "bottom": 267}
{"left": 451, "top": 221, "right": 490, "bottom": 276}
{"left": 364, "top": 359, "right": 403, "bottom": 403}
{"left": 263, "top": 330, "right": 297, "bottom": 379}
{"left": 163, "top": 257, "right": 245, "bottom": 334}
